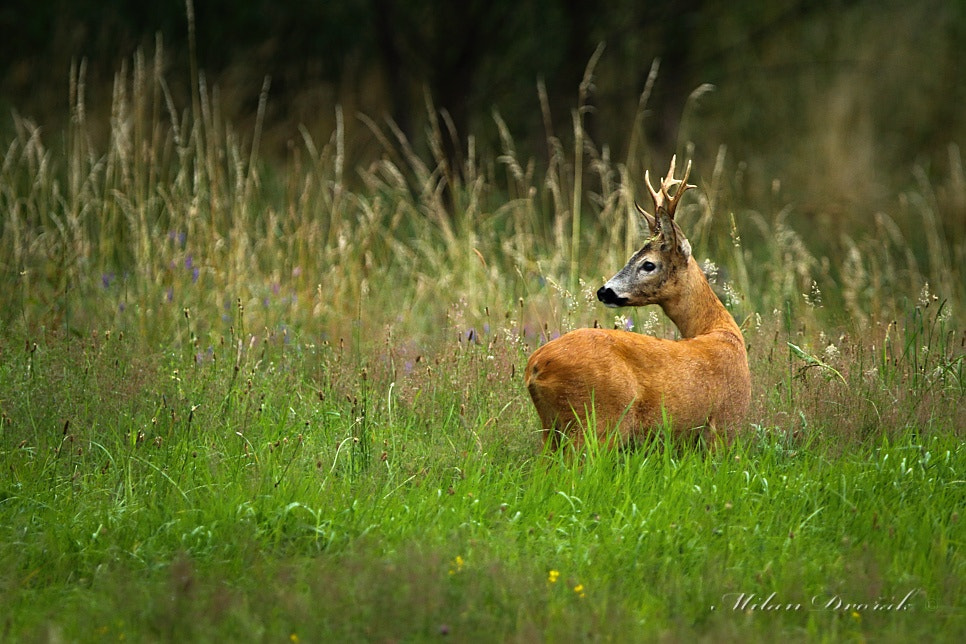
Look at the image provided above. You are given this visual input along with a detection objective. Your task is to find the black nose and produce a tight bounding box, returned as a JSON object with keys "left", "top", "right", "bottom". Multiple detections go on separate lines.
{"left": 597, "top": 286, "right": 616, "bottom": 304}
{"left": 597, "top": 286, "right": 628, "bottom": 308}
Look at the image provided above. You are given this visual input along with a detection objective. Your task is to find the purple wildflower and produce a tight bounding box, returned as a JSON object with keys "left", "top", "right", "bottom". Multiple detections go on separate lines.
{"left": 168, "top": 230, "right": 187, "bottom": 247}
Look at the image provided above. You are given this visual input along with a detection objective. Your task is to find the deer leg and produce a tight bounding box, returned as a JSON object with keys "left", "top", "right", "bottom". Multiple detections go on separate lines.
{"left": 700, "top": 418, "right": 732, "bottom": 451}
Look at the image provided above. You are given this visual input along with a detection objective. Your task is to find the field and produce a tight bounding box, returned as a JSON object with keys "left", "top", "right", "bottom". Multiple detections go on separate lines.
{"left": 1, "top": 48, "right": 964, "bottom": 642}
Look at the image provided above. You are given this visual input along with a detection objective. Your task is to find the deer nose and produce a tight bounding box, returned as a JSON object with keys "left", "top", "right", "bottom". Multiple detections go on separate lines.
{"left": 597, "top": 286, "right": 622, "bottom": 306}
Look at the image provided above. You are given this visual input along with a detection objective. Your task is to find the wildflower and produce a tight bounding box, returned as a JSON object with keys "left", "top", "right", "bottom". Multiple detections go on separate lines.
{"left": 573, "top": 583, "right": 586, "bottom": 598}
{"left": 448, "top": 555, "right": 465, "bottom": 575}
{"left": 101, "top": 273, "right": 114, "bottom": 288}
{"left": 614, "top": 314, "right": 632, "bottom": 331}
{"left": 169, "top": 230, "right": 187, "bottom": 248}
{"left": 701, "top": 259, "right": 719, "bottom": 282}
{"left": 823, "top": 343, "right": 840, "bottom": 361}
{"left": 548, "top": 570, "right": 560, "bottom": 584}
{"left": 722, "top": 282, "right": 741, "bottom": 307}
{"left": 185, "top": 256, "right": 199, "bottom": 282}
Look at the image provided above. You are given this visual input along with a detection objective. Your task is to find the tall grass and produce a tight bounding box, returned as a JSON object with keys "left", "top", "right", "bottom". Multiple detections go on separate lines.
{"left": 1, "top": 40, "right": 962, "bottom": 348}
{"left": 0, "top": 42, "right": 963, "bottom": 641}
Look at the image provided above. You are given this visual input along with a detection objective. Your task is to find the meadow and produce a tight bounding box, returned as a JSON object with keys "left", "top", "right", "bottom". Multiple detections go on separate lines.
{"left": 0, "top": 46, "right": 964, "bottom": 642}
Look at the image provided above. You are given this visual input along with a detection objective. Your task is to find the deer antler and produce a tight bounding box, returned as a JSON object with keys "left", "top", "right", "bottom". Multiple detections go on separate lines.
{"left": 638, "top": 155, "right": 694, "bottom": 222}
{"left": 635, "top": 156, "right": 695, "bottom": 253}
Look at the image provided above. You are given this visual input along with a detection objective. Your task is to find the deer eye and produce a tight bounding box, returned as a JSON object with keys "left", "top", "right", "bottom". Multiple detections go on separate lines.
{"left": 640, "top": 260, "right": 657, "bottom": 273}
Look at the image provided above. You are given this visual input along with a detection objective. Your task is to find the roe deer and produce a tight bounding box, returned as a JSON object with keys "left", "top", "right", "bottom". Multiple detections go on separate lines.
{"left": 525, "top": 157, "right": 751, "bottom": 450}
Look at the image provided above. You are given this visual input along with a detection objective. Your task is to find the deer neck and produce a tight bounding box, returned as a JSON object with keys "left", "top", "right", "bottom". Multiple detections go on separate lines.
{"left": 659, "top": 258, "right": 741, "bottom": 340}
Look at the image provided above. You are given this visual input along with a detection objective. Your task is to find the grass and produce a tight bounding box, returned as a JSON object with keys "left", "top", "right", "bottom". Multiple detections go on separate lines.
{"left": 0, "top": 43, "right": 964, "bottom": 641}
{"left": 1, "top": 321, "right": 963, "bottom": 641}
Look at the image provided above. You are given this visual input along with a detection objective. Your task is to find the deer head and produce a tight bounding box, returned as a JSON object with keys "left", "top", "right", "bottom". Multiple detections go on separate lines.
{"left": 597, "top": 156, "right": 695, "bottom": 308}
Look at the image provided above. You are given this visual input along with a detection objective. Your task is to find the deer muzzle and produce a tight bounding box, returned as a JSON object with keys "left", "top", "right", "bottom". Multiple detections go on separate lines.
{"left": 597, "top": 285, "right": 628, "bottom": 308}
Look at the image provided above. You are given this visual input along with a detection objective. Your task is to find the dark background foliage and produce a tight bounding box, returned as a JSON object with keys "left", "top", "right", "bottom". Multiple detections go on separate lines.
{"left": 2, "top": 0, "right": 965, "bottom": 231}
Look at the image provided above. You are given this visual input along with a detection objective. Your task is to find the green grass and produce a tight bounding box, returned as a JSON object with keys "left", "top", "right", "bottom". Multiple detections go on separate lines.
{"left": 1, "top": 319, "right": 963, "bottom": 641}
{"left": 0, "top": 44, "right": 964, "bottom": 641}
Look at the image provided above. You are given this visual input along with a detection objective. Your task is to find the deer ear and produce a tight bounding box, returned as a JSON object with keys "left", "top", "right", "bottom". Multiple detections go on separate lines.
{"left": 657, "top": 211, "right": 692, "bottom": 258}
{"left": 670, "top": 220, "right": 692, "bottom": 258}
{"left": 678, "top": 235, "right": 692, "bottom": 258}
{"left": 635, "top": 202, "right": 658, "bottom": 235}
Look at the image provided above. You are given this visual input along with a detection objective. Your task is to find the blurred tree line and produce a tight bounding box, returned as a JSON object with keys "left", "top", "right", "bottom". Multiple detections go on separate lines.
{"left": 0, "top": 0, "right": 710, "bottom": 151}
{"left": 2, "top": 0, "right": 965, "bottom": 224}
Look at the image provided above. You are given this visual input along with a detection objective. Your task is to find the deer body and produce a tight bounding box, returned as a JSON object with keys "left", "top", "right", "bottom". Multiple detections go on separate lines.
{"left": 525, "top": 159, "right": 751, "bottom": 449}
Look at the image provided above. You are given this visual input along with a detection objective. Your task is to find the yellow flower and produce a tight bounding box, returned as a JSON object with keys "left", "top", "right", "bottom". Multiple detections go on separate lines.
{"left": 548, "top": 569, "right": 560, "bottom": 584}
{"left": 574, "top": 583, "right": 586, "bottom": 598}
{"left": 851, "top": 610, "right": 861, "bottom": 622}
{"left": 290, "top": 634, "right": 300, "bottom": 643}
{"left": 449, "top": 555, "right": 465, "bottom": 575}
